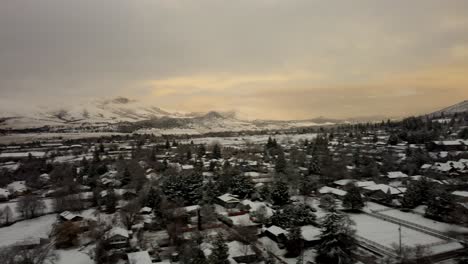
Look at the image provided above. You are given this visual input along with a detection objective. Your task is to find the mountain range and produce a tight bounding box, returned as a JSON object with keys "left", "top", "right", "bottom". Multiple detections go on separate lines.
{"left": 1, "top": 97, "right": 467, "bottom": 134}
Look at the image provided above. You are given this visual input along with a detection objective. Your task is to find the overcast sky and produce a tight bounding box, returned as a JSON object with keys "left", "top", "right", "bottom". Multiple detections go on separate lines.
{"left": 1, "top": 0, "right": 468, "bottom": 120}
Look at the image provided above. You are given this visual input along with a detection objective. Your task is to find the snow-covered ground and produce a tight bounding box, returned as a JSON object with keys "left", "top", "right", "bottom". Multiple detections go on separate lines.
{"left": 0, "top": 214, "right": 57, "bottom": 247}
{"left": 378, "top": 209, "right": 468, "bottom": 234}
{"left": 0, "top": 132, "right": 128, "bottom": 144}
{"left": 181, "top": 133, "right": 317, "bottom": 147}
{"left": 349, "top": 213, "right": 444, "bottom": 249}
{"left": 55, "top": 249, "right": 94, "bottom": 264}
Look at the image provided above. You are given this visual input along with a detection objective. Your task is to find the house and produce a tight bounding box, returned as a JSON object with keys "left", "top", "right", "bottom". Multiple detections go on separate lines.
{"left": 362, "top": 184, "right": 405, "bottom": 202}
{"left": 127, "top": 251, "right": 152, "bottom": 264}
{"left": 59, "top": 211, "right": 83, "bottom": 222}
{"left": 263, "top": 225, "right": 288, "bottom": 243}
{"left": 227, "top": 240, "right": 257, "bottom": 263}
{"left": 105, "top": 227, "right": 130, "bottom": 248}
{"left": 216, "top": 194, "right": 241, "bottom": 209}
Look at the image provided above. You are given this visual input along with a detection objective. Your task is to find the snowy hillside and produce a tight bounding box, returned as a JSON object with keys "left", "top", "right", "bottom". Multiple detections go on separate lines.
{"left": 0, "top": 97, "right": 341, "bottom": 133}
{"left": 429, "top": 100, "right": 468, "bottom": 117}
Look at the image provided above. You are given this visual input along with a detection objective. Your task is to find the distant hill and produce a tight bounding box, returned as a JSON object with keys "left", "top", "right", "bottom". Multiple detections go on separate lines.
{"left": 428, "top": 100, "right": 468, "bottom": 117}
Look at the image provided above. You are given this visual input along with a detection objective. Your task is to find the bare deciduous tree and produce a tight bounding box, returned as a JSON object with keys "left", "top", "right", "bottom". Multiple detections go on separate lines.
{"left": 17, "top": 195, "right": 46, "bottom": 219}
{"left": 119, "top": 199, "right": 142, "bottom": 230}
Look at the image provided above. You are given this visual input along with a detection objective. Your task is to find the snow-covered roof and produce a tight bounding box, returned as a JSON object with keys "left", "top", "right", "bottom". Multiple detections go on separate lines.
{"left": 244, "top": 171, "right": 261, "bottom": 177}
{"left": 363, "top": 184, "right": 404, "bottom": 195}
{"left": 264, "top": 225, "right": 288, "bottom": 236}
{"left": 333, "top": 179, "right": 354, "bottom": 186}
{"left": 181, "top": 165, "right": 194, "bottom": 170}
{"left": 217, "top": 193, "right": 240, "bottom": 203}
{"left": 387, "top": 171, "right": 408, "bottom": 179}
{"left": 318, "top": 186, "right": 347, "bottom": 196}
{"left": 59, "top": 211, "right": 81, "bottom": 221}
{"left": 355, "top": 181, "right": 376, "bottom": 188}
{"left": 452, "top": 191, "right": 468, "bottom": 198}
{"left": 105, "top": 227, "right": 129, "bottom": 239}
{"left": 127, "top": 251, "right": 152, "bottom": 264}
{"left": 140, "top": 207, "right": 152, "bottom": 213}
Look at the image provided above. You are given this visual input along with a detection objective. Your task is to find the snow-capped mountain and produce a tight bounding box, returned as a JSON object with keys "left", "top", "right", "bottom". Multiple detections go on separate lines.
{"left": 0, "top": 96, "right": 342, "bottom": 133}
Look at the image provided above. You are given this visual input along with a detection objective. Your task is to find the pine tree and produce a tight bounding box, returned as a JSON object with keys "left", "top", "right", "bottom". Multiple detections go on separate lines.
{"left": 104, "top": 189, "right": 117, "bottom": 213}
{"left": 198, "top": 145, "right": 207, "bottom": 157}
{"left": 146, "top": 187, "right": 162, "bottom": 215}
{"left": 343, "top": 184, "right": 364, "bottom": 211}
{"left": 186, "top": 149, "right": 193, "bottom": 160}
{"left": 208, "top": 235, "right": 230, "bottom": 264}
{"left": 275, "top": 150, "right": 287, "bottom": 173}
{"left": 230, "top": 174, "right": 255, "bottom": 198}
{"left": 316, "top": 209, "right": 357, "bottom": 264}
{"left": 286, "top": 226, "right": 304, "bottom": 257}
{"left": 122, "top": 167, "right": 131, "bottom": 186}
{"left": 271, "top": 181, "right": 290, "bottom": 206}
{"left": 425, "top": 189, "right": 455, "bottom": 222}
{"left": 212, "top": 144, "right": 222, "bottom": 159}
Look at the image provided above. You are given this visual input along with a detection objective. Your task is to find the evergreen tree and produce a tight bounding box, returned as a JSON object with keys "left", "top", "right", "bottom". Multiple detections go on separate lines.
{"left": 146, "top": 187, "right": 162, "bottom": 215}
{"left": 162, "top": 172, "right": 204, "bottom": 205}
{"left": 286, "top": 226, "right": 303, "bottom": 258}
{"left": 270, "top": 204, "right": 316, "bottom": 228}
{"left": 198, "top": 145, "right": 207, "bottom": 157}
{"left": 275, "top": 150, "right": 287, "bottom": 173}
{"left": 316, "top": 209, "right": 357, "bottom": 264}
{"left": 212, "top": 144, "right": 222, "bottom": 159}
{"left": 425, "top": 189, "right": 455, "bottom": 222}
{"left": 308, "top": 156, "right": 321, "bottom": 175}
{"left": 271, "top": 181, "right": 290, "bottom": 206}
{"left": 230, "top": 174, "right": 255, "bottom": 198}
{"left": 104, "top": 189, "right": 117, "bottom": 213}
{"left": 208, "top": 235, "right": 230, "bottom": 264}
{"left": 122, "top": 166, "right": 131, "bottom": 186}
{"left": 387, "top": 134, "right": 399, "bottom": 145}
{"left": 343, "top": 184, "right": 364, "bottom": 211}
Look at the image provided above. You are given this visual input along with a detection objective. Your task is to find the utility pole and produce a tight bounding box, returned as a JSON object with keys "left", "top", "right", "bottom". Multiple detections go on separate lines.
{"left": 398, "top": 224, "right": 402, "bottom": 256}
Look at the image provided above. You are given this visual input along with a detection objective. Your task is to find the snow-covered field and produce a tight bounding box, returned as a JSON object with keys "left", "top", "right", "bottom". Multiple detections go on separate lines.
{"left": 55, "top": 249, "right": 94, "bottom": 264}
{"left": 181, "top": 133, "right": 318, "bottom": 147}
{"left": 379, "top": 209, "right": 468, "bottom": 234}
{"left": 0, "top": 132, "right": 128, "bottom": 144}
{"left": 0, "top": 214, "right": 57, "bottom": 247}
{"left": 349, "top": 213, "right": 444, "bottom": 249}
